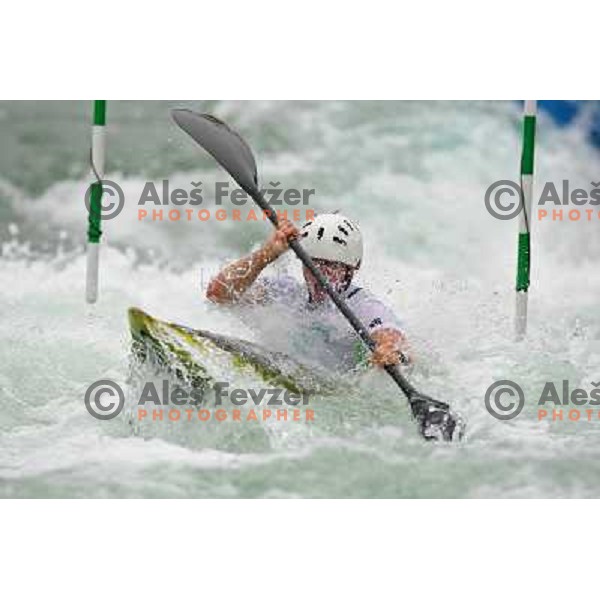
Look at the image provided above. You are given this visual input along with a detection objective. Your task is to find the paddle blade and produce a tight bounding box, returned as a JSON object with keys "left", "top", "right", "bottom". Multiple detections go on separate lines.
{"left": 410, "top": 393, "right": 466, "bottom": 442}
{"left": 171, "top": 109, "right": 259, "bottom": 195}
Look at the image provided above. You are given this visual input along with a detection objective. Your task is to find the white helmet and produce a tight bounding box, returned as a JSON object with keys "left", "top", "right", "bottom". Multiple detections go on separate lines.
{"left": 299, "top": 213, "right": 363, "bottom": 269}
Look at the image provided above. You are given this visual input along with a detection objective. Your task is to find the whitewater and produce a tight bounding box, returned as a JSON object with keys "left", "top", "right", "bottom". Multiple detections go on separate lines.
{"left": 1, "top": 100, "right": 599, "bottom": 498}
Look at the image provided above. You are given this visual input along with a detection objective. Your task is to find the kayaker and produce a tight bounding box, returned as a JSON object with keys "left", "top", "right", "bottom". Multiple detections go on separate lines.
{"left": 206, "top": 213, "right": 410, "bottom": 370}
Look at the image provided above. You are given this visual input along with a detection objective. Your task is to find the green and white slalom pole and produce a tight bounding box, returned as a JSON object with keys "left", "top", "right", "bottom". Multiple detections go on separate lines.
{"left": 86, "top": 100, "right": 106, "bottom": 304}
{"left": 515, "top": 100, "right": 537, "bottom": 338}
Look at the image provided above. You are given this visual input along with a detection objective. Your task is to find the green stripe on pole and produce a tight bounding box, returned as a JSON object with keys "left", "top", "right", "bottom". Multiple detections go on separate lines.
{"left": 516, "top": 232, "right": 530, "bottom": 291}
{"left": 520, "top": 115, "right": 536, "bottom": 175}
{"left": 88, "top": 181, "right": 103, "bottom": 243}
{"left": 93, "top": 100, "right": 106, "bottom": 126}
{"left": 88, "top": 100, "right": 106, "bottom": 244}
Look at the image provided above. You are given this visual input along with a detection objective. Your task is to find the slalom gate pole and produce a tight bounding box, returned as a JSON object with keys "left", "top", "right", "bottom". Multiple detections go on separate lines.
{"left": 86, "top": 100, "right": 106, "bottom": 304}
{"left": 515, "top": 100, "right": 537, "bottom": 338}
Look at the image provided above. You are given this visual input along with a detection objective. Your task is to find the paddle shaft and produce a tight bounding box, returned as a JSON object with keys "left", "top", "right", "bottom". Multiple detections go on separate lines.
{"left": 247, "top": 188, "right": 420, "bottom": 401}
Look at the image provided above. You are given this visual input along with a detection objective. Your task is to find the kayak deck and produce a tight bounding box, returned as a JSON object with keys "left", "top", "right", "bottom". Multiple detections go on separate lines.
{"left": 128, "top": 307, "right": 337, "bottom": 395}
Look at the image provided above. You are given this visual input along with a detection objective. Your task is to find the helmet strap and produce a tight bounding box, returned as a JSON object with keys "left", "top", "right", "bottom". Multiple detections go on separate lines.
{"left": 340, "top": 266, "right": 354, "bottom": 292}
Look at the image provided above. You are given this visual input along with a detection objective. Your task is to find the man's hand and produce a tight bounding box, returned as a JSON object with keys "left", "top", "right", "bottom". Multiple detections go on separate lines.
{"left": 370, "top": 328, "right": 412, "bottom": 367}
{"left": 263, "top": 218, "right": 299, "bottom": 261}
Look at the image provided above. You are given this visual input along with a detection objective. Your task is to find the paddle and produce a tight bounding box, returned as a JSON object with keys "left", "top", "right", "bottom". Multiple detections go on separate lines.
{"left": 171, "top": 108, "right": 465, "bottom": 442}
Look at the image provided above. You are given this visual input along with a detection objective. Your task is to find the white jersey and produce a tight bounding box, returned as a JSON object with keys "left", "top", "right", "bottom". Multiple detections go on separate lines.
{"left": 248, "top": 275, "right": 405, "bottom": 372}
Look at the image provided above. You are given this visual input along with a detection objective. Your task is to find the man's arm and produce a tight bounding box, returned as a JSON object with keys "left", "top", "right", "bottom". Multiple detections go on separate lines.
{"left": 206, "top": 219, "right": 299, "bottom": 304}
{"left": 350, "top": 292, "right": 412, "bottom": 367}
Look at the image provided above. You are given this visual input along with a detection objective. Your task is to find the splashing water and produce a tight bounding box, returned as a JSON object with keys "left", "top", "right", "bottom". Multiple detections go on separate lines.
{"left": 1, "top": 100, "right": 600, "bottom": 498}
